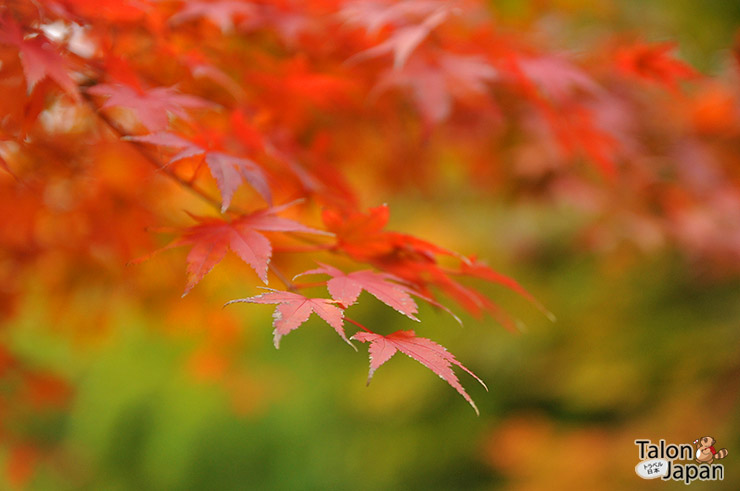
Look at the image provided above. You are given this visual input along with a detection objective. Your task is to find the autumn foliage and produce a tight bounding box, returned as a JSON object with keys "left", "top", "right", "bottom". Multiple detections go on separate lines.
{"left": 2, "top": 0, "right": 740, "bottom": 487}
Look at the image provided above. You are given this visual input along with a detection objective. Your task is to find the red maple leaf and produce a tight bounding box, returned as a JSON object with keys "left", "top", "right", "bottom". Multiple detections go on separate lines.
{"left": 0, "top": 16, "right": 79, "bottom": 100}
{"left": 46, "top": 0, "right": 150, "bottom": 22}
{"left": 460, "top": 257, "right": 555, "bottom": 321}
{"left": 352, "top": 330, "right": 487, "bottom": 414}
{"left": 322, "top": 205, "right": 547, "bottom": 326}
{"left": 616, "top": 41, "right": 699, "bottom": 91}
{"left": 127, "top": 132, "right": 271, "bottom": 211}
{"left": 88, "top": 83, "right": 214, "bottom": 131}
{"left": 322, "top": 204, "right": 456, "bottom": 262}
{"left": 227, "top": 290, "right": 348, "bottom": 348}
{"left": 296, "top": 262, "right": 420, "bottom": 320}
{"left": 138, "top": 205, "right": 329, "bottom": 295}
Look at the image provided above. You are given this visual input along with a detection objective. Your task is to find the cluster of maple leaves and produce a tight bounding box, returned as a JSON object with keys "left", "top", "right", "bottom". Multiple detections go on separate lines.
{"left": 2, "top": 0, "right": 740, "bottom": 484}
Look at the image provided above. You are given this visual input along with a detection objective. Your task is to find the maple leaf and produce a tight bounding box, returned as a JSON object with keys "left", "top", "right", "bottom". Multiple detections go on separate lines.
{"left": 515, "top": 55, "right": 601, "bottom": 102}
{"left": 250, "top": 56, "right": 356, "bottom": 131}
{"left": 348, "top": 4, "right": 451, "bottom": 70}
{"left": 542, "top": 104, "right": 619, "bottom": 179}
{"left": 374, "top": 53, "right": 497, "bottom": 123}
{"left": 0, "top": 149, "right": 13, "bottom": 177}
{"left": 340, "top": 0, "right": 446, "bottom": 36}
{"left": 506, "top": 55, "right": 619, "bottom": 179}
{"left": 88, "top": 83, "right": 214, "bottom": 131}
{"left": 258, "top": 4, "right": 317, "bottom": 46}
{"left": 440, "top": 53, "right": 499, "bottom": 94}
{"left": 616, "top": 42, "right": 699, "bottom": 91}
{"left": 460, "top": 257, "right": 555, "bottom": 321}
{"left": 296, "top": 263, "right": 420, "bottom": 320}
{"left": 126, "top": 132, "right": 271, "bottom": 211}
{"left": 226, "top": 290, "right": 348, "bottom": 348}
{"left": 169, "top": 0, "right": 257, "bottom": 32}
{"left": 322, "top": 204, "right": 457, "bottom": 262}
{"left": 184, "top": 51, "right": 245, "bottom": 100}
{"left": 0, "top": 16, "right": 79, "bottom": 100}
{"left": 46, "top": 0, "right": 150, "bottom": 22}
{"left": 352, "top": 330, "right": 487, "bottom": 414}
{"left": 138, "top": 205, "right": 329, "bottom": 295}
{"left": 321, "top": 205, "right": 544, "bottom": 326}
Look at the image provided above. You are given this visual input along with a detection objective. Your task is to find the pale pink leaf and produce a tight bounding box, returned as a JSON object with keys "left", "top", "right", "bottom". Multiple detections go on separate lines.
{"left": 227, "top": 290, "right": 348, "bottom": 348}
{"left": 296, "top": 263, "right": 419, "bottom": 320}
{"left": 205, "top": 152, "right": 272, "bottom": 211}
{"left": 89, "top": 84, "right": 213, "bottom": 131}
{"left": 352, "top": 330, "right": 487, "bottom": 414}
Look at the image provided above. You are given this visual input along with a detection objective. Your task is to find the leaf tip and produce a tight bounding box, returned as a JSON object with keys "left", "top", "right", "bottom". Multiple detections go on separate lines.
{"left": 365, "top": 370, "right": 376, "bottom": 386}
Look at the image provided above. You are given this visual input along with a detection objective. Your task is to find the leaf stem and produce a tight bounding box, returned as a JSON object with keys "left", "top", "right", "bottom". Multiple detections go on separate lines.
{"left": 344, "top": 317, "right": 373, "bottom": 333}
{"left": 268, "top": 263, "right": 299, "bottom": 293}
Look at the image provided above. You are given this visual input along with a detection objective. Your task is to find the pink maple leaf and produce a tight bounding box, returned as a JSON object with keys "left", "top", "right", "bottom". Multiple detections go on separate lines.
{"left": 0, "top": 16, "right": 79, "bottom": 100}
{"left": 374, "top": 53, "right": 497, "bottom": 123}
{"left": 88, "top": 83, "right": 214, "bottom": 131}
{"left": 352, "top": 330, "right": 487, "bottom": 414}
{"left": 348, "top": 4, "right": 450, "bottom": 70}
{"left": 340, "top": 0, "right": 446, "bottom": 36}
{"left": 170, "top": 0, "right": 257, "bottom": 32}
{"left": 227, "top": 290, "right": 348, "bottom": 348}
{"left": 127, "top": 132, "right": 271, "bottom": 211}
{"left": 184, "top": 51, "right": 245, "bottom": 99}
{"left": 516, "top": 55, "right": 601, "bottom": 102}
{"left": 135, "top": 205, "right": 329, "bottom": 295}
{"left": 296, "top": 263, "right": 420, "bottom": 320}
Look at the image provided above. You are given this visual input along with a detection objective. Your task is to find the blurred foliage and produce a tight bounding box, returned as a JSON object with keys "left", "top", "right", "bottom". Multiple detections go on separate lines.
{"left": 495, "top": 0, "right": 740, "bottom": 72}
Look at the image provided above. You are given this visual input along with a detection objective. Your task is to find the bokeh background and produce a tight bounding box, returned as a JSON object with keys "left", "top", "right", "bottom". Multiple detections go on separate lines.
{"left": 3, "top": 1, "right": 740, "bottom": 489}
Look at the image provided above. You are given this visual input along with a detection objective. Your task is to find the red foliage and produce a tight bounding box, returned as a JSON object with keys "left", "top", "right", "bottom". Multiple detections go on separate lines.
{"left": 616, "top": 41, "right": 699, "bottom": 90}
{"left": 2, "top": 0, "right": 740, "bottom": 482}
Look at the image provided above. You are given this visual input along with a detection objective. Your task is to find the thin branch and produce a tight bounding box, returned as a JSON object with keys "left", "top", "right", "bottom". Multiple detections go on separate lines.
{"left": 81, "top": 91, "right": 225, "bottom": 211}
{"left": 268, "top": 263, "right": 298, "bottom": 292}
{"left": 291, "top": 281, "right": 327, "bottom": 290}
{"left": 272, "top": 243, "right": 334, "bottom": 253}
